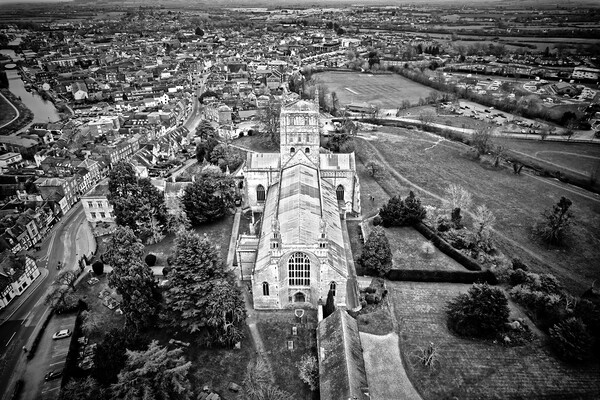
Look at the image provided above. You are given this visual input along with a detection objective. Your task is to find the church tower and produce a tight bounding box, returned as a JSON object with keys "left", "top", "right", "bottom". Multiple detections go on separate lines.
{"left": 279, "top": 99, "right": 321, "bottom": 167}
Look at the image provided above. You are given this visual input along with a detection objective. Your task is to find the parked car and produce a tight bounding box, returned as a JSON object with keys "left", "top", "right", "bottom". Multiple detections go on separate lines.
{"left": 52, "top": 329, "right": 71, "bottom": 340}
{"left": 44, "top": 370, "right": 62, "bottom": 381}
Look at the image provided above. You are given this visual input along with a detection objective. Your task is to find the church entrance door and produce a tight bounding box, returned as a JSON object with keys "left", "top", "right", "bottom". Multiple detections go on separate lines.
{"left": 293, "top": 292, "right": 306, "bottom": 303}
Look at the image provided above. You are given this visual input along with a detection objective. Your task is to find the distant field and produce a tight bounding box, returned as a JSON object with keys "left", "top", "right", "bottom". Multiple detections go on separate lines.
{"left": 315, "top": 71, "right": 436, "bottom": 108}
{"left": 503, "top": 139, "right": 600, "bottom": 176}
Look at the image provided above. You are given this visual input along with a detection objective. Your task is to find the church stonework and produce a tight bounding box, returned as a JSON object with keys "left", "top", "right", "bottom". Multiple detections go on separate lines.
{"left": 237, "top": 98, "right": 361, "bottom": 310}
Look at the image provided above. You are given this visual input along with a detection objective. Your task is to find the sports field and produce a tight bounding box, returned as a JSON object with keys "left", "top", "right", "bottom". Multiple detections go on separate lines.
{"left": 315, "top": 71, "right": 437, "bottom": 109}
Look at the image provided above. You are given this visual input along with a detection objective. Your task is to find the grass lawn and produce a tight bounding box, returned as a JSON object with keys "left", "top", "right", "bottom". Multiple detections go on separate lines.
{"left": 0, "top": 92, "right": 17, "bottom": 127}
{"left": 143, "top": 214, "right": 236, "bottom": 267}
{"left": 356, "top": 127, "right": 600, "bottom": 296}
{"left": 255, "top": 310, "right": 318, "bottom": 399}
{"left": 186, "top": 324, "right": 255, "bottom": 398}
{"left": 385, "top": 226, "right": 465, "bottom": 272}
{"left": 233, "top": 135, "right": 279, "bottom": 153}
{"left": 388, "top": 281, "right": 600, "bottom": 400}
{"left": 315, "top": 71, "right": 440, "bottom": 108}
{"left": 75, "top": 271, "right": 125, "bottom": 343}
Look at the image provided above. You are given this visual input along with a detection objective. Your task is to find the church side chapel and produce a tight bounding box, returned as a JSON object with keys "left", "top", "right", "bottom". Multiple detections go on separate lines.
{"left": 236, "top": 97, "right": 361, "bottom": 311}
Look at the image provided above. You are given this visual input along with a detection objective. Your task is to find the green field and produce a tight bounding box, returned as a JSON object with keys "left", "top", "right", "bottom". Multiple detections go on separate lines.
{"left": 356, "top": 127, "right": 600, "bottom": 296}
{"left": 389, "top": 281, "right": 600, "bottom": 399}
{"left": 315, "top": 71, "right": 437, "bottom": 108}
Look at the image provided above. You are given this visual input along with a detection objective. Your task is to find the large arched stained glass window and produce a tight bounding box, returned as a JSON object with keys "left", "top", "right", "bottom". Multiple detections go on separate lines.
{"left": 257, "top": 184, "right": 266, "bottom": 202}
{"left": 288, "top": 252, "right": 310, "bottom": 286}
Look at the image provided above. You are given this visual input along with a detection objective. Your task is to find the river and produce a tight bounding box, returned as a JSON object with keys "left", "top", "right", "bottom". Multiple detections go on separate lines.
{"left": 5, "top": 69, "right": 60, "bottom": 126}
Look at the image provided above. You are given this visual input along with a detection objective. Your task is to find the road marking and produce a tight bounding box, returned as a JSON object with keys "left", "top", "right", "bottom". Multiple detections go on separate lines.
{"left": 54, "top": 350, "right": 69, "bottom": 357}
{"left": 42, "top": 386, "right": 61, "bottom": 394}
{"left": 49, "top": 361, "right": 64, "bottom": 367}
{"left": 21, "top": 311, "right": 32, "bottom": 325}
{"left": 5, "top": 332, "right": 16, "bottom": 347}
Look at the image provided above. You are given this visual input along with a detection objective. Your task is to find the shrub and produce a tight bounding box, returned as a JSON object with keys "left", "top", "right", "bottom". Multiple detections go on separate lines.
{"left": 145, "top": 253, "right": 157, "bottom": 267}
{"left": 549, "top": 318, "right": 594, "bottom": 362}
{"left": 296, "top": 355, "right": 319, "bottom": 391}
{"left": 372, "top": 215, "right": 382, "bottom": 226}
{"left": 92, "top": 260, "right": 104, "bottom": 275}
{"left": 509, "top": 269, "right": 529, "bottom": 287}
{"left": 511, "top": 257, "right": 529, "bottom": 271}
{"left": 421, "top": 241, "right": 435, "bottom": 257}
{"left": 446, "top": 283, "right": 510, "bottom": 338}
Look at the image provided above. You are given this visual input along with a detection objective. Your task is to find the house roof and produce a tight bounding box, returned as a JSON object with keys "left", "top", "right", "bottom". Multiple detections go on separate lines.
{"left": 317, "top": 310, "right": 369, "bottom": 400}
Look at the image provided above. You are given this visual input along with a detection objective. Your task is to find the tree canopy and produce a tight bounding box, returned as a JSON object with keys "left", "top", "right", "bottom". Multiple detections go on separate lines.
{"left": 111, "top": 340, "right": 192, "bottom": 400}
{"left": 92, "top": 326, "right": 149, "bottom": 386}
{"left": 181, "top": 170, "right": 235, "bottom": 226}
{"left": 446, "top": 283, "right": 509, "bottom": 338}
{"left": 257, "top": 97, "right": 281, "bottom": 147}
{"left": 105, "top": 226, "right": 160, "bottom": 331}
{"left": 379, "top": 191, "right": 426, "bottom": 227}
{"left": 108, "top": 161, "right": 167, "bottom": 241}
{"left": 162, "top": 230, "right": 246, "bottom": 346}
{"left": 359, "top": 227, "right": 392, "bottom": 277}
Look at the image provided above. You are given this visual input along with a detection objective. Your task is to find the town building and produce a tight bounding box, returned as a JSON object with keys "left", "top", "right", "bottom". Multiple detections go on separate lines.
{"left": 81, "top": 183, "right": 115, "bottom": 225}
{"left": 0, "top": 251, "right": 41, "bottom": 310}
{"left": 236, "top": 98, "right": 361, "bottom": 310}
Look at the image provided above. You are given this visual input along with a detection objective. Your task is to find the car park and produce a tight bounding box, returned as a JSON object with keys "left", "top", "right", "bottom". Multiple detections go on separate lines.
{"left": 52, "top": 329, "right": 71, "bottom": 340}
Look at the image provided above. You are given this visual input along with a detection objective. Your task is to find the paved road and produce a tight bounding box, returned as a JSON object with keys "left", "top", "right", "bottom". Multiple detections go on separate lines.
{"left": 0, "top": 203, "right": 92, "bottom": 400}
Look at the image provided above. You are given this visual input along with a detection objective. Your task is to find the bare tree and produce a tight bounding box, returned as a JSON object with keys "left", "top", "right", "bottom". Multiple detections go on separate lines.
{"left": 419, "top": 110, "right": 435, "bottom": 127}
{"left": 443, "top": 184, "right": 473, "bottom": 211}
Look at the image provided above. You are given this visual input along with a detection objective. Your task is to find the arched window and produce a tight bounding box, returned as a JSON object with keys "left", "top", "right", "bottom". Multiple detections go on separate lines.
{"left": 290, "top": 147, "right": 295, "bottom": 154}
{"left": 257, "top": 185, "right": 266, "bottom": 202}
{"left": 288, "top": 252, "right": 310, "bottom": 286}
{"left": 329, "top": 281, "right": 336, "bottom": 296}
{"left": 262, "top": 282, "right": 269, "bottom": 296}
{"left": 336, "top": 185, "right": 345, "bottom": 201}
{"left": 305, "top": 147, "right": 310, "bottom": 154}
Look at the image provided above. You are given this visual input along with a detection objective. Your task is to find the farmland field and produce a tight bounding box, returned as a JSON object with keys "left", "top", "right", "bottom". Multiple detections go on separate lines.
{"left": 389, "top": 281, "right": 600, "bottom": 399}
{"left": 315, "top": 71, "right": 438, "bottom": 108}
{"left": 355, "top": 127, "right": 600, "bottom": 296}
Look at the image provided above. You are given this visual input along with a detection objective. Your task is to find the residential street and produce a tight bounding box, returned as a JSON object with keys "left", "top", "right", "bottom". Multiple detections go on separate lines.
{"left": 0, "top": 203, "right": 95, "bottom": 400}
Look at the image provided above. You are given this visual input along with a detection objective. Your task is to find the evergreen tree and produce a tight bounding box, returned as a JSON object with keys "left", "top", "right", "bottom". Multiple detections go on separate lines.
{"left": 111, "top": 341, "right": 192, "bottom": 400}
{"left": 181, "top": 170, "right": 235, "bottom": 226}
{"left": 359, "top": 227, "right": 393, "bottom": 277}
{"left": 323, "top": 289, "right": 335, "bottom": 319}
{"left": 105, "top": 227, "right": 160, "bottom": 331}
{"left": 162, "top": 230, "right": 246, "bottom": 345}
{"left": 446, "top": 283, "right": 509, "bottom": 338}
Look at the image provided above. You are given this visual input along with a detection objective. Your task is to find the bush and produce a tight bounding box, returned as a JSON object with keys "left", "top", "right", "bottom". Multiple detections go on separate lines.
{"left": 549, "top": 318, "right": 594, "bottom": 362}
{"left": 446, "top": 283, "right": 510, "bottom": 338}
{"left": 509, "top": 269, "right": 529, "bottom": 287}
{"left": 511, "top": 257, "right": 529, "bottom": 271}
{"left": 145, "top": 253, "right": 157, "bottom": 267}
{"left": 372, "top": 215, "right": 382, "bottom": 226}
{"left": 296, "top": 355, "right": 319, "bottom": 391}
{"left": 92, "top": 260, "right": 104, "bottom": 275}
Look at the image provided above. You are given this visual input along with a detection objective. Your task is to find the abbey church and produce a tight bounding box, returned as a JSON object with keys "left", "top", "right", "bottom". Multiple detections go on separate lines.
{"left": 236, "top": 98, "right": 361, "bottom": 310}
